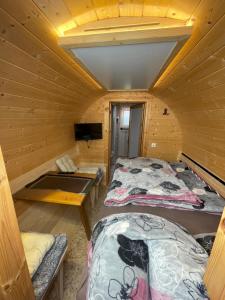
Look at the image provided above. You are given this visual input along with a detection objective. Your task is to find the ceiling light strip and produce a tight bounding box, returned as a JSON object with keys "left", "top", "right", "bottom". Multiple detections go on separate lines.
{"left": 84, "top": 22, "right": 160, "bottom": 32}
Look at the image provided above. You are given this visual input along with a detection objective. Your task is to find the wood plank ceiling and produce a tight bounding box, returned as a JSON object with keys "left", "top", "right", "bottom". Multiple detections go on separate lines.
{"left": 33, "top": 0, "right": 200, "bottom": 34}
{"left": 32, "top": 0, "right": 225, "bottom": 181}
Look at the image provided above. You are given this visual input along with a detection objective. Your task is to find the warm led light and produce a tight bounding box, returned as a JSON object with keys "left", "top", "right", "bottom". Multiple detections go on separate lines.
{"left": 57, "top": 19, "right": 77, "bottom": 36}
{"left": 186, "top": 19, "right": 194, "bottom": 26}
{"left": 57, "top": 20, "right": 103, "bottom": 89}
{"left": 153, "top": 25, "right": 192, "bottom": 89}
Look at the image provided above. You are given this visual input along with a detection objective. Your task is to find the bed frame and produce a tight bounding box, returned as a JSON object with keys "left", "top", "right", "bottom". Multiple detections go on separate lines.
{"left": 179, "top": 153, "right": 225, "bottom": 199}
{"left": 180, "top": 153, "right": 225, "bottom": 298}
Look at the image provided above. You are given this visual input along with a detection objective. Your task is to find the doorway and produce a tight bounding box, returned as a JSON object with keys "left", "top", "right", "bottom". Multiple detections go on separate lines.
{"left": 110, "top": 102, "right": 145, "bottom": 176}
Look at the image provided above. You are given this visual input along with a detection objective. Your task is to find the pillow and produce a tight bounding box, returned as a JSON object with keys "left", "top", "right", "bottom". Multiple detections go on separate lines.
{"left": 56, "top": 155, "right": 77, "bottom": 172}
{"left": 21, "top": 232, "right": 55, "bottom": 277}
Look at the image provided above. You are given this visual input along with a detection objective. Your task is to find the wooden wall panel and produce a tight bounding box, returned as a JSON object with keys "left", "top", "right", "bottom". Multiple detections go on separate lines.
{"left": 153, "top": 1, "right": 225, "bottom": 181}
{"left": 0, "top": 0, "right": 104, "bottom": 181}
{"left": 0, "top": 0, "right": 103, "bottom": 89}
{"left": 204, "top": 208, "right": 225, "bottom": 299}
{"left": 74, "top": 92, "right": 181, "bottom": 170}
{"left": 1, "top": 0, "right": 224, "bottom": 186}
{"left": 0, "top": 147, "right": 34, "bottom": 299}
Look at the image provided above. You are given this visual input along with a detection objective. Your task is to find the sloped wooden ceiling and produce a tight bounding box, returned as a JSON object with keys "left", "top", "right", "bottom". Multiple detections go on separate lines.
{"left": 33, "top": 0, "right": 199, "bottom": 34}
{"left": 0, "top": 0, "right": 224, "bottom": 183}
{"left": 32, "top": 0, "right": 225, "bottom": 181}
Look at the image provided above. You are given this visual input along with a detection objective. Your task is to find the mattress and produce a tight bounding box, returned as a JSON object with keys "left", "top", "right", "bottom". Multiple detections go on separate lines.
{"left": 22, "top": 232, "right": 55, "bottom": 277}
{"left": 32, "top": 234, "right": 67, "bottom": 300}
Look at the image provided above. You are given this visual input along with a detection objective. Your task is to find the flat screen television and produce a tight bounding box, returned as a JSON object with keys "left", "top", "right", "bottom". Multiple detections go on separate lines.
{"left": 74, "top": 123, "right": 102, "bottom": 141}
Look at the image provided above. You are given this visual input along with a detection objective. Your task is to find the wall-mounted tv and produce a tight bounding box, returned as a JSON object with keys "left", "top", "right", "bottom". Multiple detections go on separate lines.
{"left": 74, "top": 123, "right": 102, "bottom": 141}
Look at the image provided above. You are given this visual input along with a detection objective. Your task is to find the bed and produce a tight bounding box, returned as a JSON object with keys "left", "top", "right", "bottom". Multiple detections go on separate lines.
{"left": 22, "top": 232, "right": 68, "bottom": 300}
{"left": 76, "top": 212, "right": 218, "bottom": 300}
{"left": 105, "top": 156, "right": 225, "bottom": 214}
{"left": 77, "top": 155, "right": 225, "bottom": 299}
{"left": 95, "top": 155, "right": 224, "bottom": 235}
{"left": 32, "top": 234, "right": 67, "bottom": 300}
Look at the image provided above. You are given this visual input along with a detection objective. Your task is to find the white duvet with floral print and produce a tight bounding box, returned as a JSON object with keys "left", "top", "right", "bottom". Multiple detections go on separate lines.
{"left": 87, "top": 213, "right": 209, "bottom": 300}
{"left": 105, "top": 157, "right": 201, "bottom": 208}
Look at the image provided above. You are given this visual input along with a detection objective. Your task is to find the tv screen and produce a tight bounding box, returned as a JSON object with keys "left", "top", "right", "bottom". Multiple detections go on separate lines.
{"left": 75, "top": 123, "right": 102, "bottom": 141}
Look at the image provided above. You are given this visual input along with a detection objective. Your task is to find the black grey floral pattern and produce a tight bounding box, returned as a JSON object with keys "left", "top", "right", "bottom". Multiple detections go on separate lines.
{"left": 115, "top": 163, "right": 124, "bottom": 169}
{"left": 135, "top": 215, "right": 165, "bottom": 231}
{"left": 129, "top": 168, "right": 142, "bottom": 174}
{"left": 204, "top": 185, "right": 217, "bottom": 194}
{"left": 150, "top": 163, "right": 163, "bottom": 169}
{"left": 109, "top": 180, "right": 122, "bottom": 191}
{"left": 196, "top": 235, "right": 215, "bottom": 255}
{"left": 108, "top": 266, "right": 138, "bottom": 299}
{"left": 183, "top": 273, "right": 209, "bottom": 299}
{"left": 171, "top": 162, "right": 224, "bottom": 213}
{"left": 105, "top": 158, "right": 225, "bottom": 213}
{"left": 117, "top": 234, "right": 149, "bottom": 272}
{"left": 192, "top": 200, "right": 205, "bottom": 210}
{"left": 92, "top": 219, "right": 107, "bottom": 248}
{"left": 129, "top": 188, "right": 147, "bottom": 195}
{"left": 87, "top": 213, "right": 210, "bottom": 300}
{"left": 160, "top": 181, "right": 180, "bottom": 191}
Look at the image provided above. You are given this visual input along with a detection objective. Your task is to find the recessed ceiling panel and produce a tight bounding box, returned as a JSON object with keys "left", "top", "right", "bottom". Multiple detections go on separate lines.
{"left": 71, "top": 41, "right": 177, "bottom": 90}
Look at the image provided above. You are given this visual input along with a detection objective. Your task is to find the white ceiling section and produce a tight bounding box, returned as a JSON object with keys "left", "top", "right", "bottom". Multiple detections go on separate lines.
{"left": 59, "top": 22, "right": 192, "bottom": 91}
{"left": 71, "top": 41, "right": 177, "bottom": 91}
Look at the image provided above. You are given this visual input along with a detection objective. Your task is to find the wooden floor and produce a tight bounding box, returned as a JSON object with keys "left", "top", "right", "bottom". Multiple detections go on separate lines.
{"left": 14, "top": 186, "right": 106, "bottom": 300}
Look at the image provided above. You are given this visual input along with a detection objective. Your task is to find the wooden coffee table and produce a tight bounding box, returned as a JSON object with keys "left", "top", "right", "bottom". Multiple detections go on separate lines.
{"left": 47, "top": 170, "right": 104, "bottom": 207}
{"left": 14, "top": 174, "right": 95, "bottom": 240}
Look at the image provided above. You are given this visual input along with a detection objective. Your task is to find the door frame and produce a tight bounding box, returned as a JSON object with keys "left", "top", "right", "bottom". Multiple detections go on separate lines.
{"left": 105, "top": 100, "right": 148, "bottom": 184}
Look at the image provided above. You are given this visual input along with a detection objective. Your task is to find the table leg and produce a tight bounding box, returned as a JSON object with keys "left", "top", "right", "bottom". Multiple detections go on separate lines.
{"left": 90, "top": 187, "right": 95, "bottom": 208}
{"left": 95, "top": 184, "right": 99, "bottom": 202}
{"left": 79, "top": 204, "right": 91, "bottom": 240}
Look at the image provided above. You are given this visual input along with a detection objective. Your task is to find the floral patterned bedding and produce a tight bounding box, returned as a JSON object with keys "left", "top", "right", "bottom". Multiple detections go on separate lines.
{"left": 105, "top": 157, "right": 224, "bottom": 214}
{"left": 105, "top": 157, "right": 202, "bottom": 209}
{"left": 194, "top": 233, "right": 215, "bottom": 255}
{"left": 170, "top": 162, "right": 224, "bottom": 214}
{"left": 87, "top": 213, "right": 209, "bottom": 300}
{"left": 116, "top": 157, "right": 177, "bottom": 173}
